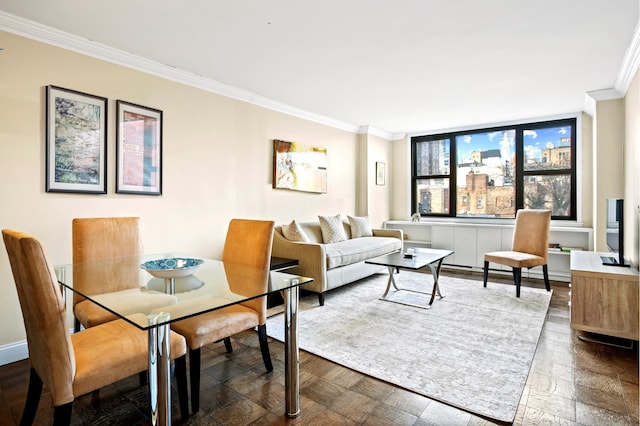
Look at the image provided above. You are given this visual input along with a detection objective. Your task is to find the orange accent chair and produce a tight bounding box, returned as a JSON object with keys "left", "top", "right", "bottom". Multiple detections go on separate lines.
{"left": 483, "top": 209, "right": 552, "bottom": 297}
{"left": 169, "top": 219, "right": 275, "bottom": 414}
{"left": 2, "top": 229, "right": 189, "bottom": 424}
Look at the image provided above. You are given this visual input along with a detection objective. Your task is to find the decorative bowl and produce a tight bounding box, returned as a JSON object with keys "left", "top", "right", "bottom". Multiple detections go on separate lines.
{"left": 140, "top": 257, "right": 204, "bottom": 279}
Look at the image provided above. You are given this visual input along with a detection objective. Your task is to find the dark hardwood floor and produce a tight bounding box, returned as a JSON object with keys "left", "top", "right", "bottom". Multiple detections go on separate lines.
{"left": 0, "top": 270, "right": 637, "bottom": 425}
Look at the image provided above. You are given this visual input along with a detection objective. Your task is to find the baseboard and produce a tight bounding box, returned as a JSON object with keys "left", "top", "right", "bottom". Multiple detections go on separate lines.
{"left": 0, "top": 339, "right": 28, "bottom": 366}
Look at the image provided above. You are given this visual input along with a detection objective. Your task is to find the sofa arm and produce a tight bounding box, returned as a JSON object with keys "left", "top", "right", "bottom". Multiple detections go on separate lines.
{"left": 271, "top": 232, "right": 327, "bottom": 293}
{"left": 372, "top": 228, "right": 403, "bottom": 240}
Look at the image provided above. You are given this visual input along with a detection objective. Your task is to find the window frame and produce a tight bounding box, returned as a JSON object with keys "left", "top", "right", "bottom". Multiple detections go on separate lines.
{"left": 411, "top": 117, "right": 577, "bottom": 221}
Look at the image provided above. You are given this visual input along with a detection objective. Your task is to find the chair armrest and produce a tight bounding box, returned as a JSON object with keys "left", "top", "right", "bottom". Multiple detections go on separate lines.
{"left": 372, "top": 228, "right": 403, "bottom": 240}
{"left": 272, "top": 232, "right": 327, "bottom": 290}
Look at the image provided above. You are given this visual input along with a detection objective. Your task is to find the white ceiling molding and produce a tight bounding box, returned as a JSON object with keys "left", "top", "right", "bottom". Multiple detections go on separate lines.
{"left": 583, "top": 93, "right": 597, "bottom": 117}
{"left": 0, "top": 11, "right": 367, "bottom": 137}
{"left": 586, "top": 88, "right": 624, "bottom": 100}
{"left": 615, "top": 19, "right": 640, "bottom": 95}
{"left": 584, "top": 88, "right": 624, "bottom": 116}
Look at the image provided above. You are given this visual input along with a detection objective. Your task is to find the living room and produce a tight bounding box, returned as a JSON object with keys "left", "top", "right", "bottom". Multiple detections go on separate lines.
{"left": 0, "top": 2, "right": 638, "bottom": 424}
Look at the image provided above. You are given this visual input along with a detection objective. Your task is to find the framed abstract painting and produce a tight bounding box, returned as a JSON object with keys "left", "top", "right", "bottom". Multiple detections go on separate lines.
{"left": 45, "top": 85, "right": 107, "bottom": 194}
{"left": 273, "top": 139, "right": 327, "bottom": 193}
{"left": 116, "top": 100, "right": 162, "bottom": 195}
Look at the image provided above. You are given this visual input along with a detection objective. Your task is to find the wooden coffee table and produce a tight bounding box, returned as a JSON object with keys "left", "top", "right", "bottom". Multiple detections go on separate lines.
{"left": 366, "top": 248, "right": 454, "bottom": 308}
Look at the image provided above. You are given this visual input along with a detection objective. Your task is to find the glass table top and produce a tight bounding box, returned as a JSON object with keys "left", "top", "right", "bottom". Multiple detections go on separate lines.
{"left": 56, "top": 254, "right": 311, "bottom": 329}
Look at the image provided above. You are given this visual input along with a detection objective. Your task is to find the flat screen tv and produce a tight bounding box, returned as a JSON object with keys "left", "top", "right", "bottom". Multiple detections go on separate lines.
{"left": 601, "top": 198, "right": 629, "bottom": 267}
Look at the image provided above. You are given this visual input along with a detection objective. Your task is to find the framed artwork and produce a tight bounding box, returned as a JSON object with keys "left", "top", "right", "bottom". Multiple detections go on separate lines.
{"left": 273, "top": 139, "right": 327, "bottom": 193}
{"left": 116, "top": 100, "right": 162, "bottom": 195}
{"left": 376, "top": 161, "right": 385, "bottom": 186}
{"left": 46, "top": 85, "right": 107, "bottom": 193}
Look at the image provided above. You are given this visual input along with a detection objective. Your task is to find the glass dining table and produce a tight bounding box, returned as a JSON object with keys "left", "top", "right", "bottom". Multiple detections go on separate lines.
{"left": 55, "top": 254, "right": 312, "bottom": 426}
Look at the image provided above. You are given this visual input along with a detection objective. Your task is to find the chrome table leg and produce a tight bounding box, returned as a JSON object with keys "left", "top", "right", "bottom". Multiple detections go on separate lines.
{"left": 283, "top": 279, "right": 300, "bottom": 418}
{"left": 148, "top": 313, "right": 172, "bottom": 426}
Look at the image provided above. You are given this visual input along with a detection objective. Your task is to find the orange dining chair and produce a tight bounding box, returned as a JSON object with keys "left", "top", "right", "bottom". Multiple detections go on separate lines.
{"left": 169, "top": 218, "right": 275, "bottom": 414}
{"left": 2, "top": 229, "right": 189, "bottom": 425}
{"left": 72, "top": 217, "right": 141, "bottom": 332}
{"left": 483, "top": 209, "right": 552, "bottom": 297}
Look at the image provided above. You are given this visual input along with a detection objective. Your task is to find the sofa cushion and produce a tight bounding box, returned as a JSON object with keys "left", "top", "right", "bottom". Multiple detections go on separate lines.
{"left": 282, "top": 220, "right": 310, "bottom": 242}
{"left": 348, "top": 215, "right": 373, "bottom": 238}
{"left": 318, "top": 214, "right": 347, "bottom": 243}
{"left": 325, "top": 236, "right": 401, "bottom": 269}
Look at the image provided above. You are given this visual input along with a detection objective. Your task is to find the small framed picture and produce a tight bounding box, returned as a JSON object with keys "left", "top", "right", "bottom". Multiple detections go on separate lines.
{"left": 116, "top": 100, "right": 162, "bottom": 195}
{"left": 376, "top": 161, "right": 386, "bottom": 186}
{"left": 46, "top": 85, "right": 107, "bottom": 194}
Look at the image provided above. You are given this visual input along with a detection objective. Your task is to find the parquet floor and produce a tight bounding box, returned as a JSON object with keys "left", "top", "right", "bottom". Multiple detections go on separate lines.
{"left": 0, "top": 270, "right": 637, "bottom": 425}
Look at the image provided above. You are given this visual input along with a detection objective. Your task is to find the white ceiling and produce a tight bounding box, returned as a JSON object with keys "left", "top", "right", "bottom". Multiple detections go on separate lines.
{"left": 1, "top": 1, "right": 638, "bottom": 136}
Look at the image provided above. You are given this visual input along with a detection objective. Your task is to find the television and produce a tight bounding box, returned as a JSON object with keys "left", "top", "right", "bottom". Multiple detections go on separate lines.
{"left": 601, "top": 198, "right": 629, "bottom": 267}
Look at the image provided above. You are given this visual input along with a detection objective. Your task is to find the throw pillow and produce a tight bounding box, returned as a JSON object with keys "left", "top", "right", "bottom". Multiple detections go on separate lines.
{"left": 282, "top": 220, "right": 310, "bottom": 242}
{"left": 348, "top": 215, "right": 373, "bottom": 238}
{"left": 318, "top": 214, "right": 347, "bottom": 243}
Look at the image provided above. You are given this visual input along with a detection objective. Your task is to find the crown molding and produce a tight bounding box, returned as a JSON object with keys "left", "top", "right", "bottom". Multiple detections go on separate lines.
{"left": 615, "top": 18, "right": 640, "bottom": 95}
{"left": 0, "top": 11, "right": 376, "bottom": 136}
{"left": 584, "top": 88, "right": 624, "bottom": 116}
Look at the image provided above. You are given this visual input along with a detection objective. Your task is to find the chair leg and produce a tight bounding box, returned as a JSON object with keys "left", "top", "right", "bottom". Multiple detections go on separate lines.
{"left": 483, "top": 261, "right": 489, "bottom": 288}
{"left": 223, "top": 337, "right": 233, "bottom": 353}
{"left": 138, "top": 371, "right": 147, "bottom": 386}
{"left": 52, "top": 402, "right": 72, "bottom": 426}
{"left": 73, "top": 318, "right": 81, "bottom": 333}
{"left": 514, "top": 268, "right": 522, "bottom": 297}
{"left": 318, "top": 293, "right": 325, "bottom": 306}
{"left": 189, "top": 348, "right": 201, "bottom": 414}
{"left": 542, "top": 264, "right": 551, "bottom": 291}
{"left": 20, "top": 368, "right": 43, "bottom": 426}
{"left": 174, "top": 355, "right": 189, "bottom": 421}
{"left": 257, "top": 324, "right": 273, "bottom": 372}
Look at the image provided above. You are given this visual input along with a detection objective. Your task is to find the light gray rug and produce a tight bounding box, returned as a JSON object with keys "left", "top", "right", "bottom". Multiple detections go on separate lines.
{"left": 266, "top": 271, "right": 552, "bottom": 423}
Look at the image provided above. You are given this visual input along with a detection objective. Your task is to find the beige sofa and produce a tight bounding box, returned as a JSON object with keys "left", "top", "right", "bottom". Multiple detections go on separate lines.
{"left": 272, "top": 221, "right": 403, "bottom": 305}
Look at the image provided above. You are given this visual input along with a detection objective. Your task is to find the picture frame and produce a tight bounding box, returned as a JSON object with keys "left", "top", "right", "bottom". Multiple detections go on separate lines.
{"left": 116, "top": 100, "right": 162, "bottom": 195}
{"left": 273, "top": 139, "right": 327, "bottom": 193}
{"left": 46, "top": 85, "right": 107, "bottom": 194}
{"left": 376, "top": 161, "right": 386, "bottom": 186}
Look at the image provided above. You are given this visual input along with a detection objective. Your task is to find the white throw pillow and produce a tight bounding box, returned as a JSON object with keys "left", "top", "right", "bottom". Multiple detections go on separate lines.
{"left": 318, "top": 214, "right": 347, "bottom": 243}
{"left": 348, "top": 215, "right": 373, "bottom": 238}
{"left": 282, "top": 220, "right": 310, "bottom": 242}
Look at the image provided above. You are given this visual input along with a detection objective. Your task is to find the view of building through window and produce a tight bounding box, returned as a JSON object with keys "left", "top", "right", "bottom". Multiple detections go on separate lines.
{"left": 455, "top": 129, "right": 515, "bottom": 217}
{"left": 412, "top": 118, "right": 576, "bottom": 220}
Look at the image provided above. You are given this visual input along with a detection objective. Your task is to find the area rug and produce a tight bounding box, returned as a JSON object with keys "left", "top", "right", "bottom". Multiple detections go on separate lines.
{"left": 266, "top": 271, "right": 552, "bottom": 423}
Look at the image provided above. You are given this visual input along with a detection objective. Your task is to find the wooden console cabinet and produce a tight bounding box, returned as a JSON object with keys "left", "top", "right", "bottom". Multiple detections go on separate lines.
{"left": 570, "top": 251, "right": 639, "bottom": 340}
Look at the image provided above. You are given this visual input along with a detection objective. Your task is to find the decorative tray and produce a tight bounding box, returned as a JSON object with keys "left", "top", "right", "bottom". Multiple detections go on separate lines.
{"left": 140, "top": 257, "right": 204, "bottom": 279}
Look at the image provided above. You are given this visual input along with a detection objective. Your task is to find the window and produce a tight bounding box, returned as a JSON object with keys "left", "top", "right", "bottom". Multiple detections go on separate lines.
{"left": 411, "top": 118, "right": 576, "bottom": 220}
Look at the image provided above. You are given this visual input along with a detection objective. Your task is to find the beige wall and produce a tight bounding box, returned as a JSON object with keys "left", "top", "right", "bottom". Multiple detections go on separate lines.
{"left": 364, "top": 133, "right": 393, "bottom": 227}
{"left": 391, "top": 136, "right": 411, "bottom": 220}
{"left": 580, "top": 113, "right": 594, "bottom": 229}
{"left": 592, "top": 98, "right": 626, "bottom": 251}
{"left": 0, "top": 31, "right": 376, "bottom": 349}
{"left": 624, "top": 69, "right": 640, "bottom": 266}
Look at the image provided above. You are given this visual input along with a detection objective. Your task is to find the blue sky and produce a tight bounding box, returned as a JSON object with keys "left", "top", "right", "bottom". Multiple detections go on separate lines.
{"left": 523, "top": 126, "right": 571, "bottom": 160}
{"left": 455, "top": 126, "right": 571, "bottom": 162}
{"left": 456, "top": 130, "right": 515, "bottom": 162}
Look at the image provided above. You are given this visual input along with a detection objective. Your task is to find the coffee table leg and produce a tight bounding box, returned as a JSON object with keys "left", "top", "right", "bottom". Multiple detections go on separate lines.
{"left": 382, "top": 266, "right": 399, "bottom": 298}
{"left": 426, "top": 259, "right": 445, "bottom": 306}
